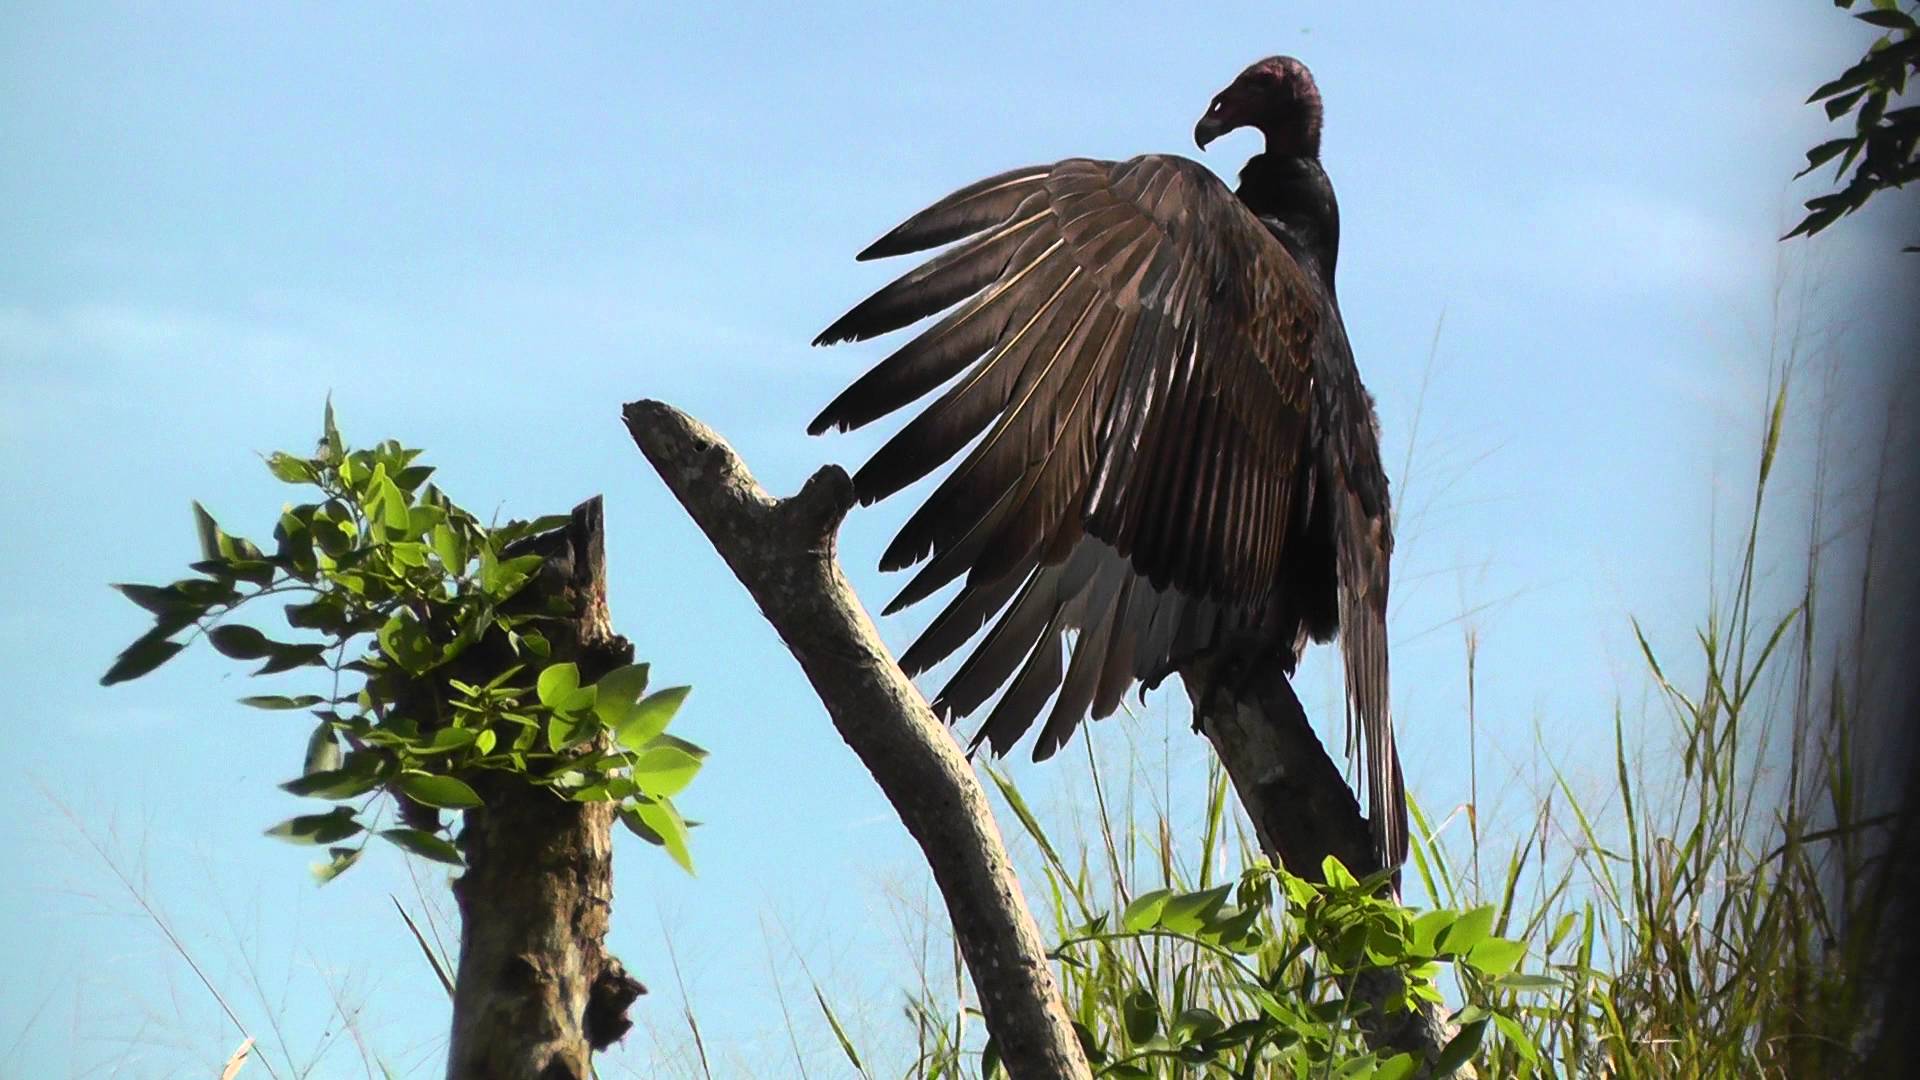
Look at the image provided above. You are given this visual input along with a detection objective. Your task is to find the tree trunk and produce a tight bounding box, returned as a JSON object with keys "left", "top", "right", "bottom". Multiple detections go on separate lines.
{"left": 625, "top": 400, "right": 1092, "bottom": 1080}
{"left": 444, "top": 498, "right": 646, "bottom": 1080}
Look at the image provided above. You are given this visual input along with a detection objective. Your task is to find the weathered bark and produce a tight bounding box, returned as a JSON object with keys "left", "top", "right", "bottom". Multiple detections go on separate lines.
{"left": 1179, "top": 655, "right": 1466, "bottom": 1077}
{"left": 623, "top": 400, "right": 1092, "bottom": 1080}
{"left": 445, "top": 498, "right": 646, "bottom": 1080}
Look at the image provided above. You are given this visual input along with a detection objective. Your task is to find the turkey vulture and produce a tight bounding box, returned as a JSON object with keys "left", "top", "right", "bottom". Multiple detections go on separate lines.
{"left": 811, "top": 56, "right": 1405, "bottom": 870}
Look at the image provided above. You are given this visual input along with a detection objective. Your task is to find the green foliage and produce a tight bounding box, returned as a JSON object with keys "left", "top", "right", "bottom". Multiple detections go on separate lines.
{"left": 1787, "top": 0, "right": 1919, "bottom": 245}
{"left": 1035, "top": 851, "right": 1542, "bottom": 1077}
{"left": 103, "top": 402, "right": 703, "bottom": 880}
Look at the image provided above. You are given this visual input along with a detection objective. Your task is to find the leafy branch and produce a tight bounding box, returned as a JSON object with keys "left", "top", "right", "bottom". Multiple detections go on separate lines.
{"left": 102, "top": 402, "right": 703, "bottom": 881}
{"left": 1788, "top": 0, "right": 1919, "bottom": 245}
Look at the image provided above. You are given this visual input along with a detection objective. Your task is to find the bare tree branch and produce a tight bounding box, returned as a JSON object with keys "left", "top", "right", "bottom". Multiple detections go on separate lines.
{"left": 623, "top": 400, "right": 1091, "bottom": 1080}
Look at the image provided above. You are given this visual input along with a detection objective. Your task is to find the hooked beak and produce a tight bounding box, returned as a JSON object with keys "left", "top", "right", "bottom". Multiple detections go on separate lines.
{"left": 1194, "top": 112, "right": 1231, "bottom": 150}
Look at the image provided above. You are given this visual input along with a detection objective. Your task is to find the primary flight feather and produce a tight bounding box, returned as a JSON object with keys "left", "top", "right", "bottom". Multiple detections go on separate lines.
{"left": 812, "top": 56, "right": 1406, "bottom": 871}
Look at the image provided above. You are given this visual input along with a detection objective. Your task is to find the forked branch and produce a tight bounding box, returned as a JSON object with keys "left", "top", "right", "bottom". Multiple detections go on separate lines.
{"left": 623, "top": 400, "right": 1091, "bottom": 1080}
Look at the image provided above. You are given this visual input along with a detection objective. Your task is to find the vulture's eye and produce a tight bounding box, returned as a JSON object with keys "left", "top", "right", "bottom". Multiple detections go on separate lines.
{"left": 1211, "top": 100, "right": 1224, "bottom": 113}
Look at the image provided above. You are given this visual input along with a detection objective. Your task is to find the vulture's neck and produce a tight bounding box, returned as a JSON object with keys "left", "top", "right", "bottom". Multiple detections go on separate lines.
{"left": 1237, "top": 153, "right": 1340, "bottom": 287}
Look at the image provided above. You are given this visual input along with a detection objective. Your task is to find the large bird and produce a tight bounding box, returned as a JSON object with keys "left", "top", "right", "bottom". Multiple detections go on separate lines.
{"left": 811, "top": 56, "right": 1405, "bottom": 870}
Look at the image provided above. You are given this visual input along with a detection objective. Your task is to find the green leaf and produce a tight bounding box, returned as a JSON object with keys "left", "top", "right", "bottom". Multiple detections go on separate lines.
{"left": 396, "top": 771, "right": 484, "bottom": 810}
{"left": 1121, "top": 988, "right": 1159, "bottom": 1044}
{"left": 1158, "top": 884, "right": 1232, "bottom": 934}
{"left": 281, "top": 765, "right": 383, "bottom": 800}
{"left": 1409, "top": 908, "right": 1455, "bottom": 955}
{"left": 266, "top": 452, "right": 314, "bottom": 484}
{"left": 256, "top": 643, "right": 327, "bottom": 675}
{"left": 101, "top": 629, "right": 187, "bottom": 685}
{"left": 546, "top": 712, "right": 594, "bottom": 753}
{"left": 304, "top": 720, "right": 343, "bottom": 775}
{"left": 631, "top": 744, "right": 703, "bottom": 798}
{"left": 646, "top": 732, "right": 709, "bottom": 759}
{"left": 1493, "top": 972, "right": 1562, "bottom": 993}
{"left": 1826, "top": 86, "right": 1869, "bottom": 120}
{"left": 1320, "top": 855, "right": 1359, "bottom": 889}
{"left": 1372, "top": 1053, "right": 1419, "bottom": 1080}
{"left": 537, "top": 663, "right": 580, "bottom": 709}
{"left": 812, "top": 983, "right": 865, "bottom": 1075}
{"left": 240, "top": 694, "right": 325, "bottom": 710}
{"left": 1857, "top": 7, "right": 1917, "bottom": 29}
{"left": 171, "top": 577, "right": 241, "bottom": 606}
{"left": 1437, "top": 904, "right": 1496, "bottom": 956}
{"left": 414, "top": 727, "right": 480, "bottom": 755}
{"left": 378, "top": 475, "right": 411, "bottom": 533}
{"left": 311, "top": 845, "right": 361, "bottom": 884}
{"left": 284, "top": 595, "right": 345, "bottom": 631}
{"left": 1433, "top": 1018, "right": 1488, "bottom": 1075}
{"left": 615, "top": 685, "right": 689, "bottom": 749}
{"left": 1492, "top": 1012, "right": 1539, "bottom": 1063}
{"left": 112, "top": 582, "right": 205, "bottom": 616}
{"left": 192, "top": 501, "right": 223, "bottom": 561}
{"left": 1465, "top": 937, "right": 1527, "bottom": 976}
{"left": 431, "top": 524, "right": 465, "bottom": 571}
{"left": 1122, "top": 889, "right": 1173, "bottom": 931}
{"left": 378, "top": 612, "right": 438, "bottom": 676}
{"left": 1800, "top": 136, "right": 1859, "bottom": 177}
{"left": 321, "top": 397, "right": 344, "bottom": 459}
{"left": 209, "top": 624, "right": 272, "bottom": 660}
{"left": 380, "top": 828, "right": 464, "bottom": 866}
{"left": 592, "top": 663, "right": 652, "bottom": 727}
{"left": 266, "top": 806, "right": 363, "bottom": 845}
{"left": 1546, "top": 910, "right": 1579, "bottom": 953}
{"left": 1170, "top": 1007, "right": 1222, "bottom": 1045}
{"left": 481, "top": 552, "right": 544, "bottom": 600}
{"left": 622, "top": 799, "right": 694, "bottom": 873}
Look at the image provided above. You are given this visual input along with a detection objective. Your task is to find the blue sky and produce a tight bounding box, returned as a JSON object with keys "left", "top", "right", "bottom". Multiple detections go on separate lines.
{"left": 2, "top": 3, "right": 1914, "bottom": 1076}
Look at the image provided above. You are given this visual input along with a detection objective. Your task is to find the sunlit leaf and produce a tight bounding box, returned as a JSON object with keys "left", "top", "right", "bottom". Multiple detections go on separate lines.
{"left": 615, "top": 686, "right": 689, "bottom": 750}
{"left": 1122, "top": 889, "right": 1172, "bottom": 931}
{"left": 593, "top": 663, "right": 652, "bottom": 727}
{"left": 622, "top": 799, "right": 693, "bottom": 873}
{"left": 537, "top": 662, "right": 580, "bottom": 709}
{"left": 1465, "top": 937, "right": 1527, "bottom": 976}
{"left": 631, "top": 744, "right": 703, "bottom": 798}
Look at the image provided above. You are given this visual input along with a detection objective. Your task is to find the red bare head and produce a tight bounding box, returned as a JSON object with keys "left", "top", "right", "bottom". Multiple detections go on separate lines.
{"left": 1194, "top": 55, "right": 1324, "bottom": 158}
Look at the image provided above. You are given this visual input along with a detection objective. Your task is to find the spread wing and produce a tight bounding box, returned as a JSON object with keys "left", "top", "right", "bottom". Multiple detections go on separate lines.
{"left": 812, "top": 154, "right": 1399, "bottom": 866}
{"left": 1314, "top": 309, "right": 1407, "bottom": 870}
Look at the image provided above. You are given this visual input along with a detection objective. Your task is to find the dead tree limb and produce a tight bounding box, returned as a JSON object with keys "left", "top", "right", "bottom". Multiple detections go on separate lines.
{"left": 1179, "top": 656, "right": 1466, "bottom": 1077}
{"left": 445, "top": 498, "right": 646, "bottom": 1080}
{"left": 623, "top": 400, "right": 1091, "bottom": 1080}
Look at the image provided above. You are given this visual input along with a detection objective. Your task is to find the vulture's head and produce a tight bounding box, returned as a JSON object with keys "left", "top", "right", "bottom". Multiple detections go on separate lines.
{"left": 1194, "top": 55, "right": 1323, "bottom": 159}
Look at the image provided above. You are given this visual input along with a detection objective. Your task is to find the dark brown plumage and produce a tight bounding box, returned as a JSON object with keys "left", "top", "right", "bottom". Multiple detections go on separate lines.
{"left": 812, "top": 56, "right": 1406, "bottom": 870}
